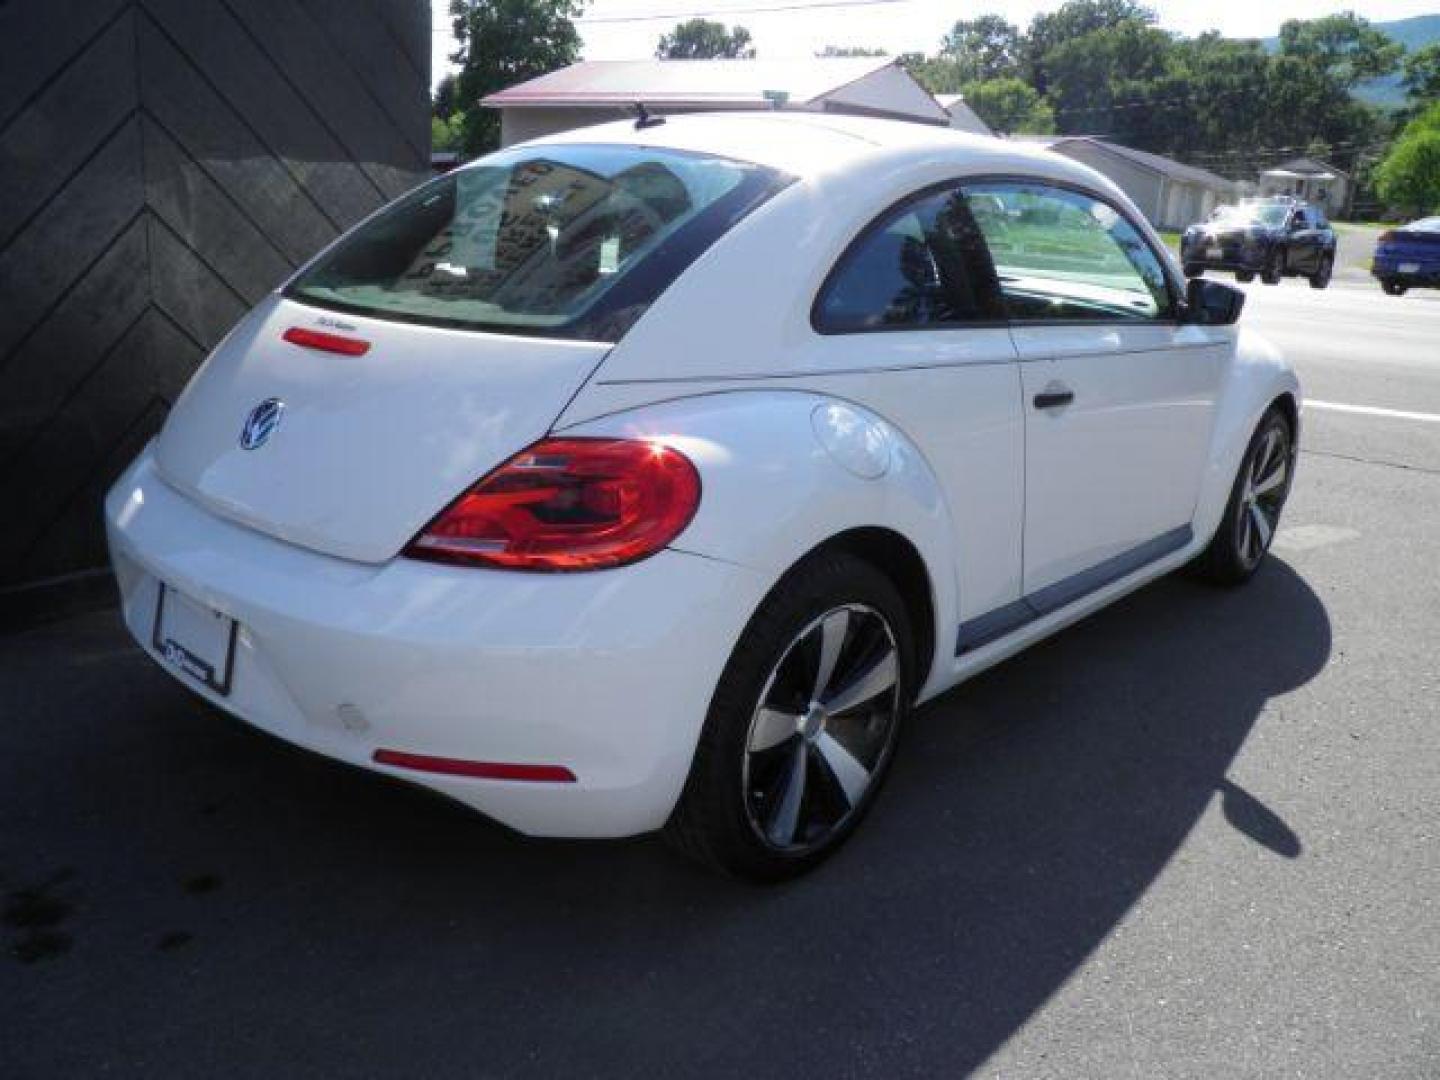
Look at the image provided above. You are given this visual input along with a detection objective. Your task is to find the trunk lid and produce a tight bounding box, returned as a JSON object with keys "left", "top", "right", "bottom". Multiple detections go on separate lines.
{"left": 155, "top": 296, "right": 609, "bottom": 563}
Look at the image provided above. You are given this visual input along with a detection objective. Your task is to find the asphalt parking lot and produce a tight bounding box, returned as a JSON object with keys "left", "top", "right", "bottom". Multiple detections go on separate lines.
{"left": 3, "top": 274, "right": 1438, "bottom": 1078}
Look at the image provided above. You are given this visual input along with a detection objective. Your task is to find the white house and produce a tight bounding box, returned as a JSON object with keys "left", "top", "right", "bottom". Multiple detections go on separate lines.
{"left": 933, "top": 93, "right": 993, "bottom": 137}
{"left": 1017, "top": 136, "right": 1238, "bottom": 231}
{"left": 1259, "top": 158, "right": 1351, "bottom": 218}
{"left": 482, "top": 58, "right": 952, "bottom": 147}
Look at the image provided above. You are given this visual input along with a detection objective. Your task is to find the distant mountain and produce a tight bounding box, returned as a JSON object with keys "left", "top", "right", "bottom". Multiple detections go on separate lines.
{"left": 1358, "top": 15, "right": 1440, "bottom": 107}
{"left": 1262, "top": 15, "right": 1440, "bottom": 109}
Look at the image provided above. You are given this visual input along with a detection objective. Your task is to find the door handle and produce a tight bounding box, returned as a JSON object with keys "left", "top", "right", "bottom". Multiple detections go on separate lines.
{"left": 1033, "top": 387, "right": 1074, "bottom": 410}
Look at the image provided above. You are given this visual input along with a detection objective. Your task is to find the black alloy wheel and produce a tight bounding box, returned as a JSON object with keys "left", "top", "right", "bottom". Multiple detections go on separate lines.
{"left": 1193, "top": 409, "right": 1295, "bottom": 585}
{"left": 666, "top": 552, "right": 913, "bottom": 881}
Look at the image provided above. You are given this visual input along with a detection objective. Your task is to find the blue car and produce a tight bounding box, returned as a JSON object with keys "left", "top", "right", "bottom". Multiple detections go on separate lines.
{"left": 1373, "top": 217, "right": 1440, "bottom": 296}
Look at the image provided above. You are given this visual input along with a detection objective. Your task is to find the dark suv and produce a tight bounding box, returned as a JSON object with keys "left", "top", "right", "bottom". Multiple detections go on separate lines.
{"left": 1181, "top": 198, "right": 1337, "bottom": 289}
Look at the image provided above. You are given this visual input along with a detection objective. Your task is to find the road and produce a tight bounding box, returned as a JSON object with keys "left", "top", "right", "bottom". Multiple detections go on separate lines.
{"left": 2, "top": 275, "right": 1438, "bottom": 1079}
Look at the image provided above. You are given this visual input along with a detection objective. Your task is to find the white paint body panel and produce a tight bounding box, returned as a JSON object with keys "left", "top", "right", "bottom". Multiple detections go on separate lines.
{"left": 156, "top": 296, "right": 609, "bottom": 564}
{"left": 1011, "top": 323, "right": 1228, "bottom": 594}
{"left": 108, "top": 448, "right": 769, "bottom": 837}
{"left": 106, "top": 113, "right": 1299, "bottom": 838}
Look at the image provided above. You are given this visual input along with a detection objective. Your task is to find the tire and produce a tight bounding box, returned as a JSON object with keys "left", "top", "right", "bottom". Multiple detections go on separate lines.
{"left": 1309, "top": 254, "right": 1333, "bottom": 289}
{"left": 1184, "top": 263, "right": 1204, "bottom": 279}
{"left": 666, "top": 550, "right": 915, "bottom": 882}
{"left": 1235, "top": 269, "right": 1256, "bottom": 284}
{"left": 1192, "top": 409, "right": 1295, "bottom": 586}
{"left": 1260, "top": 249, "right": 1283, "bottom": 285}
{"left": 1381, "top": 278, "right": 1408, "bottom": 297}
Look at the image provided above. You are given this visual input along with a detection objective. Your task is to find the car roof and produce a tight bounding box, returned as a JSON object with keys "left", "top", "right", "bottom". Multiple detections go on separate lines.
{"left": 495, "top": 111, "right": 1118, "bottom": 193}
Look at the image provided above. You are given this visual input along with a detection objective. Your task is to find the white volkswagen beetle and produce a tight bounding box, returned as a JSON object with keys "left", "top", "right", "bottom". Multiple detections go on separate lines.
{"left": 106, "top": 114, "right": 1299, "bottom": 880}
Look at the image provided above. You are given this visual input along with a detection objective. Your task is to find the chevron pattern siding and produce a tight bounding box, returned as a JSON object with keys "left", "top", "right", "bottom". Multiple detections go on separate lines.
{"left": 0, "top": 0, "right": 430, "bottom": 591}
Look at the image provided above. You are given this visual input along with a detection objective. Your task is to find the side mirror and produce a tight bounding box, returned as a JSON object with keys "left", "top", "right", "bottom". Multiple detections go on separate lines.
{"left": 1184, "top": 278, "right": 1245, "bottom": 326}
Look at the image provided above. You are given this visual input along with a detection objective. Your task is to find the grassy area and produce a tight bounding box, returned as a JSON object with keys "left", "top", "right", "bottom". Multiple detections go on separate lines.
{"left": 1157, "top": 231, "right": 1183, "bottom": 254}
{"left": 1333, "top": 221, "right": 1400, "bottom": 232}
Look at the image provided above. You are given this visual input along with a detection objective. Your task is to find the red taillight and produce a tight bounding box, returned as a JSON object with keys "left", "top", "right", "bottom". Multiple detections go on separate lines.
{"left": 405, "top": 437, "right": 701, "bottom": 571}
{"left": 373, "top": 750, "right": 575, "bottom": 782}
{"left": 282, "top": 327, "right": 371, "bottom": 356}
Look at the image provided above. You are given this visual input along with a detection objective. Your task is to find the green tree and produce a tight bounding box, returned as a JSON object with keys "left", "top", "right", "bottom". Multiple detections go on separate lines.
{"left": 656, "top": 19, "right": 754, "bottom": 60}
{"left": 431, "top": 114, "right": 463, "bottom": 152}
{"left": 1277, "top": 12, "right": 1402, "bottom": 89}
{"left": 1021, "top": 0, "right": 1156, "bottom": 94}
{"left": 904, "top": 55, "right": 967, "bottom": 94}
{"left": 1146, "top": 34, "right": 1273, "bottom": 165}
{"left": 449, "top": 0, "right": 582, "bottom": 156}
{"left": 940, "top": 15, "right": 1020, "bottom": 83}
{"left": 960, "top": 77, "right": 1054, "bottom": 135}
{"left": 1376, "top": 103, "right": 1440, "bottom": 213}
{"left": 1304, "top": 137, "right": 1334, "bottom": 163}
{"left": 1043, "top": 20, "right": 1171, "bottom": 135}
{"left": 433, "top": 73, "right": 459, "bottom": 121}
{"left": 1402, "top": 42, "right": 1440, "bottom": 102}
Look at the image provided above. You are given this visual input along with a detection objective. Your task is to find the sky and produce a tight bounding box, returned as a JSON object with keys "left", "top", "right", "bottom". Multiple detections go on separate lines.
{"left": 431, "top": 0, "right": 1440, "bottom": 86}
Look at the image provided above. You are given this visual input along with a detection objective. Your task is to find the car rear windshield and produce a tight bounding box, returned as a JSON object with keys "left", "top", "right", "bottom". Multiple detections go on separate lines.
{"left": 285, "top": 144, "right": 791, "bottom": 342}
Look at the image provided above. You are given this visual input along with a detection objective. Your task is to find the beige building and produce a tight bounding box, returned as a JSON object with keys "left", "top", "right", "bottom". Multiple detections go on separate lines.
{"left": 482, "top": 58, "right": 952, "bottom": 147}
{"left": 1018, "top": 136, "right": 1238, "bottom": 231}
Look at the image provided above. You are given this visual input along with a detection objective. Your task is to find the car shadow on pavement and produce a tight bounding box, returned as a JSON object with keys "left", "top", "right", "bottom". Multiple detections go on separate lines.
{"left": 0, "top": 560, "right": 1330, "bottom": 1077}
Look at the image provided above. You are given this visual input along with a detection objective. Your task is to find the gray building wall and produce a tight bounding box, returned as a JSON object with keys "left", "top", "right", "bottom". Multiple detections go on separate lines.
{"left": 0, "top": 0, "right": 430, "bottom": 600}
{"left": 1046, "top": 142, "right": 1165, "bottom": 225}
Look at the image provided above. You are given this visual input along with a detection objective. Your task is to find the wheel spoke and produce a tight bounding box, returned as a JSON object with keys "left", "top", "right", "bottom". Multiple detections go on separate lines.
{"left": 823, "top": 647, "right": 898, "bottom": 715}
{"left": 766, "top": 743, "right": 808, "bottom": 847}
{"left": 749, "top": 707, "right": 799, "bottom": 752}
{"left": 1249, "top": 502, "right": 1273, "bottom": 549}
{"left": 1251, "top": 430, "right": 1272, "bottom": 480}
{"left": 811, "top": 609, "right": 849, "bottom": 702}
{"left": 815, "top": 732, "right": 871, "bottom": 808}
{"left": 1253, "top": 458, "right": 1288, "bottom": 497}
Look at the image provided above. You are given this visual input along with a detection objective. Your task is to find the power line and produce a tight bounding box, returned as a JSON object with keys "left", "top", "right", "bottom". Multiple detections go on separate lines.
{"left": 577, "top": 0, "right": 907, "bottom": 23}
{"left": 432, "top": 0, "right": 905, "bottom": 27}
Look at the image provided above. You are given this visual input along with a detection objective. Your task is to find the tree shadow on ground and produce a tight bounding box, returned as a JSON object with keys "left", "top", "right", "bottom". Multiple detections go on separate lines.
{"left": 0, "top": 559, "right": 1330, "bottom": 1077}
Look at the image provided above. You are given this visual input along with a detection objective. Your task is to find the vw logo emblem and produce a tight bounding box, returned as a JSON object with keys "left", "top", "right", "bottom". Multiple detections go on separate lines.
{"left": 240, "top": 398, "right": 284, "bottom": 450}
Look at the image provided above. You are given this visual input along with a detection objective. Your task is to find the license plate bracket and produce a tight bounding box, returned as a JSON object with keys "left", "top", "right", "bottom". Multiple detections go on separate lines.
{"left": 152, "top": 583, "right": 238, "bottom": 696}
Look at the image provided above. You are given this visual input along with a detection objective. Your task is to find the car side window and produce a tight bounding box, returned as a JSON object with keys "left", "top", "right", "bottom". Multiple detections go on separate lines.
{"left": 1293, "top": 210, "right": 1310, "bottom": 230}
{"left": 814, "top": 186, "right": 1000, "bottom": 333}
{"left": 961, "top": 182, "right": 1174, "bottom": 322}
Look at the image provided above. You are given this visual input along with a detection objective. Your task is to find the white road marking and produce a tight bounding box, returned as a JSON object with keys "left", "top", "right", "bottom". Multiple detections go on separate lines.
{"left": 1305, "top": 400, "right": 1440, "bottom": 425}
{"left": 1272, "top": 525, "right": 1361, "bottom": 553}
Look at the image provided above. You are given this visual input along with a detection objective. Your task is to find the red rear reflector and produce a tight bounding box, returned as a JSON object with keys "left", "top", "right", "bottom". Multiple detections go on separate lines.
{"left": 282, "top": 327, "right": 371, "bottom": 356}
{"left": 405, "top": 437, "right": 701, "bottom": 571}
{"left": 373, "top": 749, "right": 576, "bottom": 783}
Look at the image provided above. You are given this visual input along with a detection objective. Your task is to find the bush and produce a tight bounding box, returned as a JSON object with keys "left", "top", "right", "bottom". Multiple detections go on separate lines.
{"left": 1375, "top": 103, "right": 1440, "bottom": 215}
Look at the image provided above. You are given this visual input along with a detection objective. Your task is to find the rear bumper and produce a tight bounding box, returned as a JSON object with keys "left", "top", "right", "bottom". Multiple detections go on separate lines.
{"left": 1372, "top": 256, "right": 1440, "bottom": 287}
{"left": 105, "top": 446, "right": 771, "bottom": 838}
